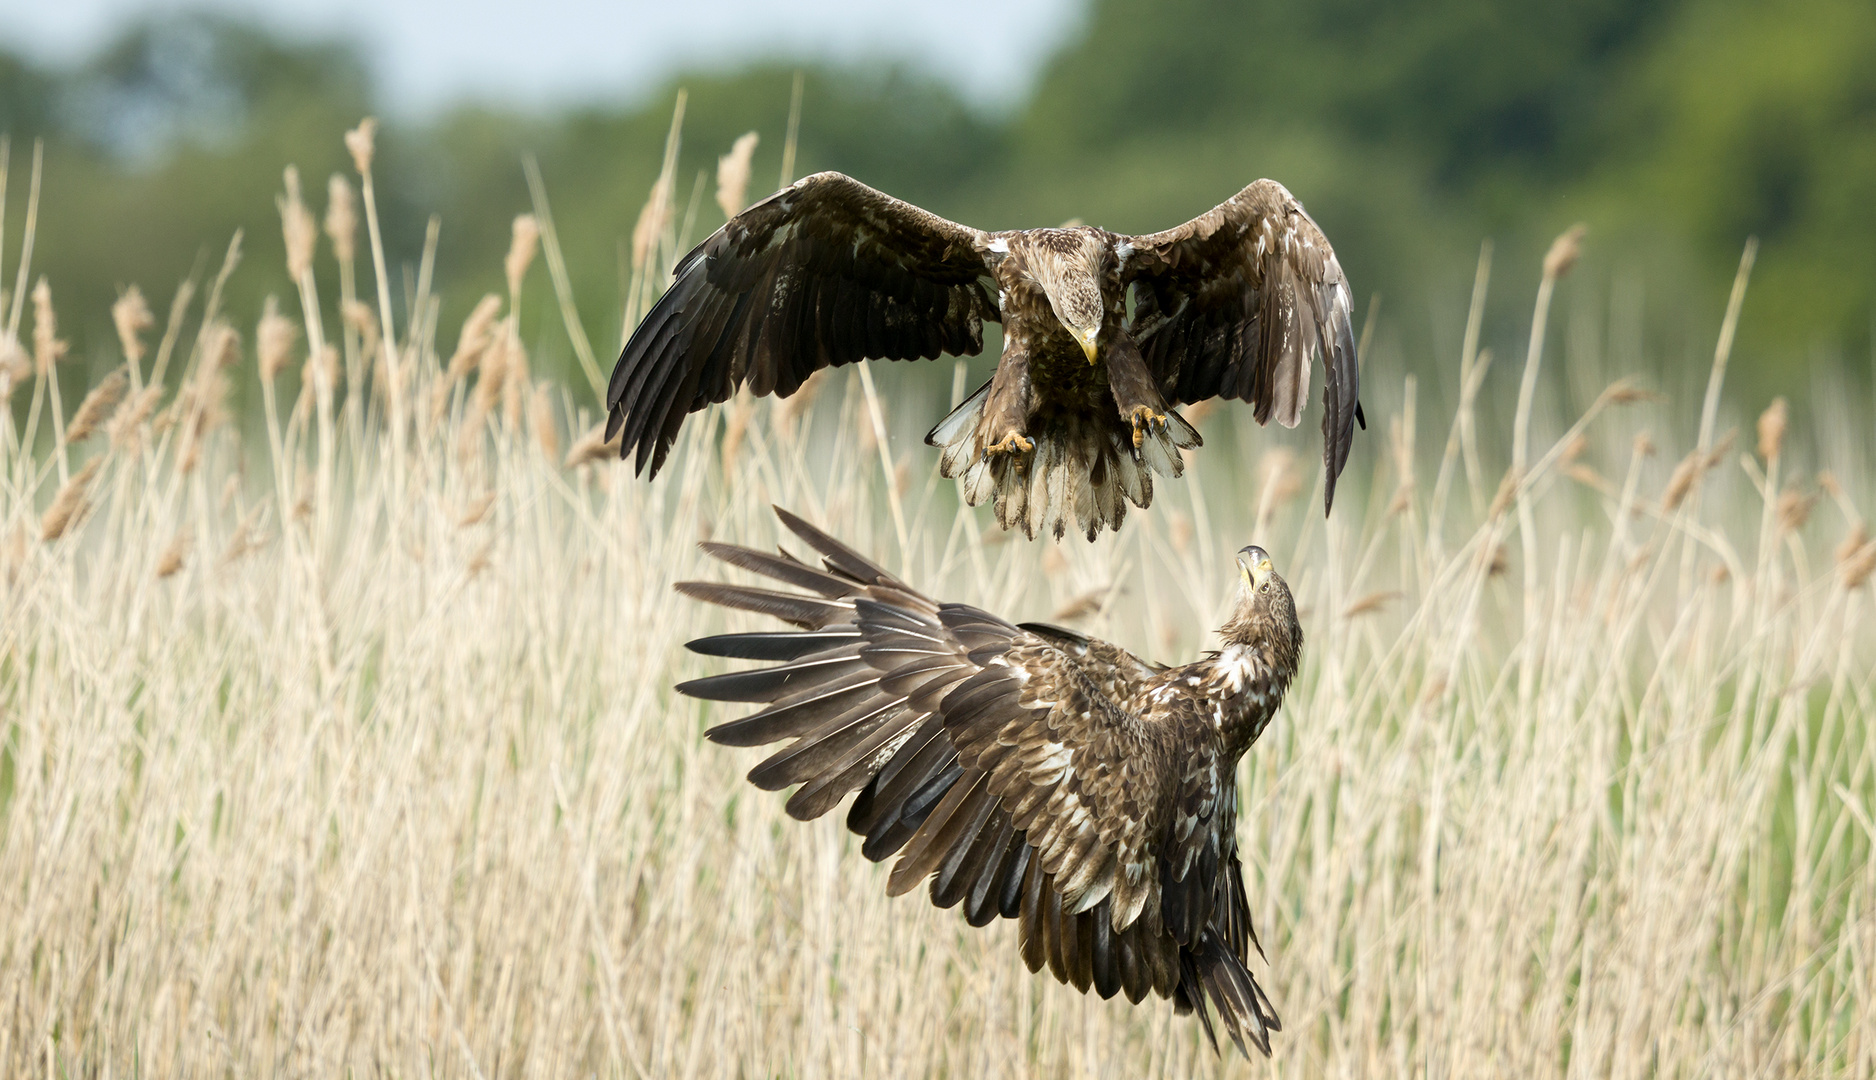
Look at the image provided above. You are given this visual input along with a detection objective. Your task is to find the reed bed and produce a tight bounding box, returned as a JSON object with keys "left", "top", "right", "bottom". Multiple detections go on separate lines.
{"left": 2, "top": 126, "right": 1874, "bottom": 1078}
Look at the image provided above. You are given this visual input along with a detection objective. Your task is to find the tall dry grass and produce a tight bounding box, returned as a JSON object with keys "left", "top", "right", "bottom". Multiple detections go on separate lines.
{"left": 2, "top": 125, "right": 1875, "bottom": 1078}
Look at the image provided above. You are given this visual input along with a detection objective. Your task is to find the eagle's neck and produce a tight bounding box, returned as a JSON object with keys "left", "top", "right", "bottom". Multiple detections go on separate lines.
{"left": 1200, "top": 641, "right": 1292, "bottom": 754}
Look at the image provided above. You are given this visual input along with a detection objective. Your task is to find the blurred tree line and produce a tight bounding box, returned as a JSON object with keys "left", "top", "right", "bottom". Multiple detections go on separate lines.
{"left": 2, "top": 0, "right": 1872, "bottom": 415}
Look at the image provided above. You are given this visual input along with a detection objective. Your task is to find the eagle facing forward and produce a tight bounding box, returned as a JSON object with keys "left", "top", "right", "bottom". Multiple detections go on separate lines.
{"left": 608, "top": 173, "right": 1364, "bottom": 540}
{"left": 677, "top": 508, "right": 1302, "bottom": 1057}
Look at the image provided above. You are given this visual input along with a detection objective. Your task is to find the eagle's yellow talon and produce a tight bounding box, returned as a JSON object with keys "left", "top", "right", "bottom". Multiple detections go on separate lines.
{"left": 983, "top": 432, "right": 1035, "bottom": 459}
{"left": 1127, "top": 406, "right": 1168, "bottom": 448}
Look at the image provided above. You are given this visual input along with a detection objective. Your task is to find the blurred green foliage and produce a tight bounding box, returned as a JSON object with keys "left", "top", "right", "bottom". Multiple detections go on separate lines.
{"left": 2, "top": 1, "right": 1872, "bottom": 413}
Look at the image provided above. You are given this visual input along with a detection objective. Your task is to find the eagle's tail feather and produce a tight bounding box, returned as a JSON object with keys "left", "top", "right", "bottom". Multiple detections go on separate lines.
{"left": 927, "top": 379, "right": 992, "bottom": 477}
{"left": 1175, "top": 931, "right": 1281, "bottom": 1059}
{"left": 926, "top": 390, "right": 1198, "bottom": 541}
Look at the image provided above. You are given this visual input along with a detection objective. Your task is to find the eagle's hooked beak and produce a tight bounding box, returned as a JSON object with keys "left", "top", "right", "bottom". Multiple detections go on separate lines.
{"left": 1071, "top": 325, "right": 1100, "bottom": 364}
{"left": 1237, "top": 546, "right": 1275, "bottom": 591}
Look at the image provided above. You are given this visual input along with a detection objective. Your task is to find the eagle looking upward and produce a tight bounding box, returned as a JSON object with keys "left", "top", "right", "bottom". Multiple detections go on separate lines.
{"left": 676, "top": 507, "right": 1302, "bottom": 1057}
{"left": 607, "top": 172, "right": 1365, "bottom": 541}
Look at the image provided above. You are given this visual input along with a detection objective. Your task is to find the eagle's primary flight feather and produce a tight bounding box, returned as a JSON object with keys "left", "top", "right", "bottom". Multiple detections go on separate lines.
{"left": 608, "top": 172, "right": 1364, "bottom": 539}
{"left": 675, "top": 507, "right": 1303, "bottom": 1057}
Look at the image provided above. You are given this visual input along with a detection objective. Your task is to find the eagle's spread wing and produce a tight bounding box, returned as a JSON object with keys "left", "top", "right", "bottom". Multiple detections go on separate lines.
{"left": 607, "top": 171, "right": 1000, "bottom": 476}
{"left": 1123, "top": 179, "right": 1364, "bottom": 513}
{"left": 677, "top": 509, "right": 1280, "bottom": 1054}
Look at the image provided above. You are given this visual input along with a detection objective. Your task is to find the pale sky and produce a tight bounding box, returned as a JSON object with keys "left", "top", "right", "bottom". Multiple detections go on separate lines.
{"left": 0, "top": 0, "right": 1086, "bottom": 113}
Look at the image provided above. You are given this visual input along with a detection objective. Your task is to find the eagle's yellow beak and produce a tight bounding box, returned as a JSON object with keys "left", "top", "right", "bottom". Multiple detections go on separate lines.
{"left": 1072, "top": 326, "right": 1100, "bottom": 364}
{"left": 1237, "top": 546, "right": 1274, "bottom": 590}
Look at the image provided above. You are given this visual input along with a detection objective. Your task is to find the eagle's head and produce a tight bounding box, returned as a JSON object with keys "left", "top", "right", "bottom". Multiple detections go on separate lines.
{"left": 1024, "top": 229, "right": 1109, "bottom": 363}
{"left": 1223, "top": 546, "right": 1302, "bottom": 663}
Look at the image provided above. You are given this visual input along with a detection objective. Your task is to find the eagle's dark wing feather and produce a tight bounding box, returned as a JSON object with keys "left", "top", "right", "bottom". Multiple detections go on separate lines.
{"left": 607, "top": 172, "right": 999, "bottom": 477}
{"left": 676, "top": 509, "right": 1280, "bottom": 1054}
{"left": 1123, "top": 179, "right": 1364, "bottom": 514}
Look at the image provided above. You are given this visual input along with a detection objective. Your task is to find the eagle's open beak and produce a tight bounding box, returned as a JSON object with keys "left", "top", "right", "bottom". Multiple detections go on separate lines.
{"left": 1237, "top": 546, "right": 1274, "bottom": 590}
{"left": 1072, "top": 326, "right": 1100, "bottom": 364}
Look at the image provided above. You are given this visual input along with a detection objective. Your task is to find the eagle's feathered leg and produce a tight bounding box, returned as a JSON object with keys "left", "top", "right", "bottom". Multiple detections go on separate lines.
{"left": 978, "top": 343, "right": 1036, "bottom": 462}
{"left": 1105, "top": 331, "right": 1202, "bottom": 473}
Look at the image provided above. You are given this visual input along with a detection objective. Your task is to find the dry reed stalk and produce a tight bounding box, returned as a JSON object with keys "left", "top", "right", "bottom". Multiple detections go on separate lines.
{"left": 65, "top": 369, "right": 127, "bottom": 443}
{"left": 771, "top": 367, "right": 828, "bottom": 439}
{"left": 155, "top": 526, "right": 191, "bottom": 578}
{"left": 506, "top": 215, "right": 540, "bottom": 299}
{"left": 530, "top": 385, "right": 559, "bottom": 462}
{"left": 296, "top": 345, "right": 340, "bottom": 424}
{"left": 716, "top": 132, "right": 759, "bottom": 219}
{"left": 1387, "top": 386, "right": 1417, "bottom": 516}
{"left": 1168, "top": 511, "right": 1193, "bottom": 556}
{"left": 343, "top": 299, "right": 380, "bottom": 363}
{"left": 41, "top": 457, "right": 102, "bottom": 541}
{"left": 1, "top": 522, "right": 26, "bottom": 585}
{"left": 112, "top": 286, "right": 154, "bottom": 369}
{"left": 1252, "top": 447, "right": 1301, "bottom": 540}
{"left": 501, "top": 332, "right": 530, "bottom": 428}
{"left": 632, "top": 174, "right": 675, "bottom": 273}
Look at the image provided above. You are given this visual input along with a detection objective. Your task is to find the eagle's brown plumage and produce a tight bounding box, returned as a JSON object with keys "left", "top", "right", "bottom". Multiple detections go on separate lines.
{"left": 607, "top": 172, "right": 1364, "bottom": 540}
{"left": 676, "top": 507, "right": 1303, "bottom": 1057}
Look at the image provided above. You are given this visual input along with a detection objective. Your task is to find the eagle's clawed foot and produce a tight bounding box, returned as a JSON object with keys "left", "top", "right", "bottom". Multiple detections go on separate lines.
{"left": 1126, "top": 406, "right": 1169, "bottom": 448}
{"left": 982, "top": 431, "right": 1035, "bottom": 460}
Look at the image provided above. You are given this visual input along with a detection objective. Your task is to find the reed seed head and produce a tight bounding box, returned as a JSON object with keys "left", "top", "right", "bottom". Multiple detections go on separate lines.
{"left": 1757, "top": 397, "right": 1788, "bottom": 462}
{"left": 0, "top": 335, "right": 29, "bottom": 402}
{"left": 716, "top": 131, "right": 760, "bottom": 219}
{"left": 42, "top": 458, "right": 103, "bottom": 542}
{"left": 156, "top": 526, "right": 191, "bottom": 579}
{"left": 279, "top": 166, "right": 318, "bottom": 282}
{"left": 113, "top": 286, "right": 155, "bottom": 367}
{"left": 257, "top": 296, "right": 298, "bottom": 382}
{"left": 67, "top": 369, "right": 128, "bottom": 444}
{"left": 564, "top": 421, "right": 622, "bottom": 468}
{"left": 506, "top": 215, "right": 540, "bottom": 298}
{"left": 32, "top": 278, "right": 68, "bottom": 375}
{"left": 345, "top": 118, "right": 378, "bottom": 175}
{"left": 109, "top": 384, "right": 163, "bottom": 452}
{"left": 325, "top": 173, "right": 357, "bottom": 262}
{"left": 1543, "top": 224, "right": 1587, "bottom": 281}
